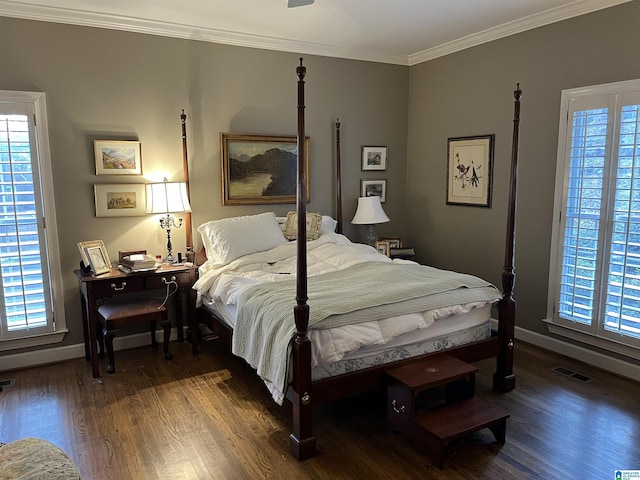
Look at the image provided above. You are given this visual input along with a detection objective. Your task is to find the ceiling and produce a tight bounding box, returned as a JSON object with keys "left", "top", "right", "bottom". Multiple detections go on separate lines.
{"left": 0, "top": 0, "right": 631, "bottom": 65}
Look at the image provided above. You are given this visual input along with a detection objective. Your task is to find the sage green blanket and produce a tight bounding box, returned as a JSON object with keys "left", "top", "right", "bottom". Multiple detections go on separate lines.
{"left": 231, "top": 261, "right": 501, "bottom": 401}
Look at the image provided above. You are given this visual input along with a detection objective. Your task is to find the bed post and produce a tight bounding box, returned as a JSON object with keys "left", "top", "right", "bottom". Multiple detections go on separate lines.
{"left": 335, "top": 119, "right": 343, "bottom": 234}
{"left": 493, "top": 84, "right": 522, "bottom": 392}
{"left": 289, "top": 58, "right": 316, "bottom": 460}
{"left": 180, "top": 110, "right": 194, "bottom": 258}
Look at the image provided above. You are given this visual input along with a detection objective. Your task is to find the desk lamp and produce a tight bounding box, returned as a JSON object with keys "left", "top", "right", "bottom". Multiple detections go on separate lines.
{"left": 146, "top": 178, "right": 191, "bottom": 264}
{"left": 351, "top": 195, "right": 389, "bottom": 245}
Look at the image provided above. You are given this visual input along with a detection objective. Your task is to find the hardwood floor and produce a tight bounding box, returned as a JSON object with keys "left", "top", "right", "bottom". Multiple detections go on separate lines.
{"left": 0, "top": 340, "right": 638, "bottom": 479}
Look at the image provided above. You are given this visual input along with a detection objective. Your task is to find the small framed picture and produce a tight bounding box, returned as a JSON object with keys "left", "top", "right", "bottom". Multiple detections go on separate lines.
{"left": 94, "top": 184, "right": 146, "bottom": 217}
{"left": 361, "top": 179, "right": 387, "bottom": 203}
{"left": 381, "top": 237, "right": 402, "bottom": 249}
{"left": 375, "top": 240, "right": 391, "bottom": 257}
{"left": 94, "top": 140, "right": 142, "bottom": 175}
{"left": 77, "top": 240, "right": 111, "bottom": 275}
{"left": 362, "top": 146, "right": 387, "bottom": 171}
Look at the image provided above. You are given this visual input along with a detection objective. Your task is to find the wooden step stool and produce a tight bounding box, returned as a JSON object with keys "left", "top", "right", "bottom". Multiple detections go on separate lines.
{"left": 386, "top": 355, "right": 510, "bottom": 468}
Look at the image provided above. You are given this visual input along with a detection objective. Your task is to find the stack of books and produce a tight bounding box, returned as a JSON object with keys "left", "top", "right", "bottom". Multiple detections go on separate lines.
{"left": 119, "top": 254, "right": 157, "bottom": 272}
{"left": 389, "top": 247, "right": 415, "bottom": 259}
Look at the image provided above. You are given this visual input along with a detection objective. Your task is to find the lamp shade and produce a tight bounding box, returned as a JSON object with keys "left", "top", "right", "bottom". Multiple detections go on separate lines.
{"left": 351, "top": 196, "right": 390, "bottom": 224}
{"left": 145, "top": 179, "right": 191, "bottom": 214}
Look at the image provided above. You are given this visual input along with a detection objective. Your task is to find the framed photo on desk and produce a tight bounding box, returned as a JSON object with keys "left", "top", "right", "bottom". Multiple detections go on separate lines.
{"left": 77, "top": 240, "right": 111, "bottom": 275}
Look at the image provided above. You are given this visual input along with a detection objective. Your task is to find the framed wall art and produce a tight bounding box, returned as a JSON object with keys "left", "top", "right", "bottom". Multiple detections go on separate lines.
{"left": 361, "top": 179, "right": 387, "bottom": 203}
{"left": 361, "top": 146, "right": 387, "bottom": 171}
{"left": 446, "top": 134, "right": 494, "bottom": 207}
{"left": 221, "top": 133, "right": 310, "bottom": 205}
{"left": 94, "top": 183, "right": 146, "bottom": 217}
{"left": 94, "top": 140, "right": 142, "bottom": 175}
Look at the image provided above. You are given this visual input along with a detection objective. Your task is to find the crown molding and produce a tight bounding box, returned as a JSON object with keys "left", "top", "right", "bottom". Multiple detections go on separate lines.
{"left": 409, "top": 0, "right": 633, "bottom": 65}
{"left": 0, "top": 0, "right": 632, "bottom": 66}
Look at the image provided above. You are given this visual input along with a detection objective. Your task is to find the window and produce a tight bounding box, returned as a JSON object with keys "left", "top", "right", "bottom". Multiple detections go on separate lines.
{"left": 546, "top": 79, "right": 640, "bottom": 356}
{"left": 0, "top": 91, "right": 65, "bottom": 350}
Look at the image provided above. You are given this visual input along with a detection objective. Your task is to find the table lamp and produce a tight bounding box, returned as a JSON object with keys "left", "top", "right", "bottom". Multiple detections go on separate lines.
{"left": 146, "top": 178, "right": 191, "bottom": 264}
{"left": 351, "top": 195, "right": 389, "bottom": 245}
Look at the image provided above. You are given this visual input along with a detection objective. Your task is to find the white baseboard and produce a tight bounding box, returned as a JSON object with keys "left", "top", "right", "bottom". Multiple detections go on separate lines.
{"left": 3, "top": 324, "right": 640, "bottom": 383}
{"left": 491, "top": 319, "right": 640, "bottom": 382}
{"left": 0, "top": 329, "right": 181, "bottom": 373}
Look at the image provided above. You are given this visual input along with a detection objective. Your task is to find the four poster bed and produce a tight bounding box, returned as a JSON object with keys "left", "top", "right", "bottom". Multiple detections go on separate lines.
{"left": 191, "top": 59, "right": 520, "bottom": 460}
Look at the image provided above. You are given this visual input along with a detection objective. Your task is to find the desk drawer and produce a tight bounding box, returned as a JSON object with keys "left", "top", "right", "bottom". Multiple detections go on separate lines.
{"left": 92, "top": 276, "right": 145, "bottom": 297}
{"left": 145, "top": 271, "right": 191, "bottom": 290}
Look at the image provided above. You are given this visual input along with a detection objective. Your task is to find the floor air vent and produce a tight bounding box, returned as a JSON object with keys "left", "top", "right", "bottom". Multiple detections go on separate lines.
{"left": 0, "top": 379, "right": 15, "bottom": 391}
{"left": 552, "top": 366, "right": 592, "bottom": 383}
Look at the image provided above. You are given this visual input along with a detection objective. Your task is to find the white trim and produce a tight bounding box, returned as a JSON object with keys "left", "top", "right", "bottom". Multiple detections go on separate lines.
{"left": 0, "top": 0, "right": 632, "bottom": 66}
{"left": 409, "top": 0, "right": 633, "bottom": 65}
{"left": 0, "top": 330, "right": 67, "bottom": 352}
{"left": 0, "top": 329, "right": 181, "bottom": 373}
{"left": 491, "top": 319, "right": 640, "bottom": 382}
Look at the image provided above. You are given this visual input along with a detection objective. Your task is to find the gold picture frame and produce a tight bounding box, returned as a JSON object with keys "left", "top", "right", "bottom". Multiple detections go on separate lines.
{"left": 220, "top": 133, "right": 310, "bottom": 205}
{"left": 375, "top": 240, "right": 391, "bottom": 257}
{"left": 94, "top": 140, "right": 142, "bottom": 175}
{"left": 77, "top": 240, "right": 111, "bottom": 275}
{"left": 381, "top": 237, "right": 402, "bottom": 249}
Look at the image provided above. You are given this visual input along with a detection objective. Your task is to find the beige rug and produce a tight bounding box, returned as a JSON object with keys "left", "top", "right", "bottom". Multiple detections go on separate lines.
{"left": 0, "top": 438, "right": 80, "bottom": 479}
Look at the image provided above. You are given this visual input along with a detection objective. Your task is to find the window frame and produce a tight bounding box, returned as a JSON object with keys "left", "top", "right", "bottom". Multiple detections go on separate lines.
{"left": 0, "top": 90, "right": 66, "bottom": 351}
{"left": 545, "top": 79, "right": 640, "bottom": 359}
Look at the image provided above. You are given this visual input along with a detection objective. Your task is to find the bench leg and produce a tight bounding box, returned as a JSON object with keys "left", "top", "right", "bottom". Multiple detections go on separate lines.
{"left": 96, "top": 323, "right": 105, "bottom": 359}
{"left": 105, "top": 329, "right": 118, "bottom": 374}
{"left": 160, "top": 320, "right": 173, "bottom": 360}
{"left": 149, "top": 320, "right": 159, "bottom": 348}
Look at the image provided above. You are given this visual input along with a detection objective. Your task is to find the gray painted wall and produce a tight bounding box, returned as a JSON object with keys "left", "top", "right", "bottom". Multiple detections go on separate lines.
{"left": 406, "top": 0, "right": 640, "bottom": 365}
{"left": 0, "top": 17, "right": 408, "bottom": 351}
{"left": 1, "top": 0, "right": 639, "bottom": 369}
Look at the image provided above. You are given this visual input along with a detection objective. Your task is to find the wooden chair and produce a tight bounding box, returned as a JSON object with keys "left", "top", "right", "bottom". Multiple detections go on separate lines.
{"left": 96, "top": 297, "right": 173, "bottom": 374}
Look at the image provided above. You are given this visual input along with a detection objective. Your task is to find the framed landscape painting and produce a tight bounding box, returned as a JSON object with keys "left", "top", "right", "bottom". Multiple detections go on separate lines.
{"left": 220, "top": 133, "right": 310, "bottom": 205}
{"left": 94, "top": 184, "right": 146, "bottom": 217}
{"left": 94, "top": 140, "right": 142, "bottom": 175}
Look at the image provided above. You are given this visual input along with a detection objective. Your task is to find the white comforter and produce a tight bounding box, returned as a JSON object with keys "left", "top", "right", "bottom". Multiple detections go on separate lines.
{"left": 194, "top": 233, "right": 492, "bottom": 371}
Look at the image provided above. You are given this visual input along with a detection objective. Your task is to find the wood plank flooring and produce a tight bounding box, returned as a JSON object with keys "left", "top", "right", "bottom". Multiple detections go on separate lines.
{"left": 0, "top": 340, "right": 638, "bottom": 479}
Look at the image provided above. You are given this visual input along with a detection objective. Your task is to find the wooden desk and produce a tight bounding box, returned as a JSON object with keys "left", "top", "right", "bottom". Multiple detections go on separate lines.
{"left": 75, "top": 265, "right": 198, "bottom": 378}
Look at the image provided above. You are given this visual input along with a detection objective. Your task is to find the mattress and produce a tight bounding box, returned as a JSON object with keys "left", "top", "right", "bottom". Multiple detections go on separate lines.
{"left": 199, "top": 300, "right": 492, "bottom": 403}
{"left": 194, "top": 231, "right": 500, "bottom": 404}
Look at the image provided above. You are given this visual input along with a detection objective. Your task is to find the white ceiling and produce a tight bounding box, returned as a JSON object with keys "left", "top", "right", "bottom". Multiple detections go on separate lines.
{"left": 0, "top": 0, "right": 631, "bottom": 65}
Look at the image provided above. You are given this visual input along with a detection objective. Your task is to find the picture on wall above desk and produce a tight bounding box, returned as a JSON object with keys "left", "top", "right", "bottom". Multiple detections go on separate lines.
{"left": 361, "top": 146, "right": 387, "bottom": 171}
{"left": 94, "top": 140, "right": 142, "bottom": 175}
{"left": 361, "top": 179, "right": 386, "bottom": 203}
{"left": 220, "top": 133, "right": 310, "bottom": 205}
{"left": 446, "top": 134, "right": 494, "bottom": 207}
{"left": 94, "top": 184, "right": 146, "bottom": 217}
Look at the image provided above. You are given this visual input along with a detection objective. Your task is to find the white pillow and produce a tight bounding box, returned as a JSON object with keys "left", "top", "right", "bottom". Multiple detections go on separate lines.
{"left": 197, "top": 212, "right": 287, "bottom": 264}
{"left": 320, "top": 215, "right": 338, "bottom": 235}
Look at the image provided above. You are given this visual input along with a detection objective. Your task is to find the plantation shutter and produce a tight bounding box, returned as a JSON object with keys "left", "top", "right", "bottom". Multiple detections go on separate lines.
{"left": 0, "top": 100, "right": 53, "bottom": 340}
